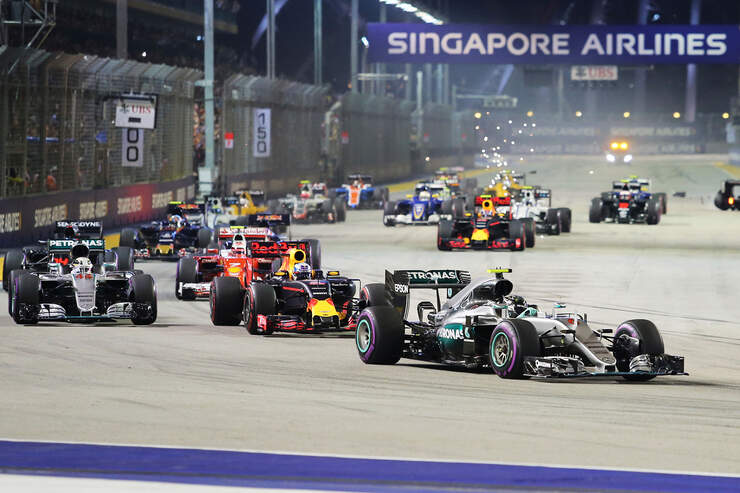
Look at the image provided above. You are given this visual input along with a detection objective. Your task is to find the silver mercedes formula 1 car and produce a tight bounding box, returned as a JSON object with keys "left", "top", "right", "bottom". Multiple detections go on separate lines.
{"left": 355, "top": 268, "right": 685, "bottom": 380}
{"left": 9, "top": 241, "right": 157, "bottom": 325}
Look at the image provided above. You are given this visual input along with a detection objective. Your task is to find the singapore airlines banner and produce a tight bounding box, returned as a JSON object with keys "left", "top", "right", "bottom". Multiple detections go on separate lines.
{"left": 366, "top": 24, "right": 740, "bottom": 64}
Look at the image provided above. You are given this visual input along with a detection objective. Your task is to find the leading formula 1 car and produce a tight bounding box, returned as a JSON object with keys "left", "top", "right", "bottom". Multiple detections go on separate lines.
{"left": 355, "top": 268, "right": 686, "bottom": 380}
{"left": 437, "top": 195, "right": 527, "bottom": 251}
{"left": 332, "top": 174, "right": 389, "bottom": 209}
{"left": 10, "top": 241, "right": 156, "bottom": 325}
{"left": 589, "top": 178, "right": 665, "bottom": 225}
{"left": 119, "top": 202, "right": 212, "bottom": 260}
{"left": 205, "top": 190, "right": 268, "bottom": 228}
{"left": 714, "top": 180, "right": 740, "bottom": 210}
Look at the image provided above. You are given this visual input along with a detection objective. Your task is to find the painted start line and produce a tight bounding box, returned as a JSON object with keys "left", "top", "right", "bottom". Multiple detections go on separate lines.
{"left": 0, "top": 441, "right": 739, "bottom": 492}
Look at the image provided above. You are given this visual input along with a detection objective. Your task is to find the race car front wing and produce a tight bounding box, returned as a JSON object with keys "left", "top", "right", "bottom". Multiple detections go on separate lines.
{"left": 523, "top": 354, "right": 686, "bottom": 379}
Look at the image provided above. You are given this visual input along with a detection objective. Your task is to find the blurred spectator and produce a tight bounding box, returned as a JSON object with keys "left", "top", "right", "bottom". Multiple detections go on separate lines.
{"left": 46, "top": 166, "right": 58, "bottom": 191}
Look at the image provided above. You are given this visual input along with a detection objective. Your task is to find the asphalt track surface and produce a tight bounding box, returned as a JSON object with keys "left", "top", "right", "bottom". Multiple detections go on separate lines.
{"left": 1, "top": 155, "right": 739, "bottom": 484}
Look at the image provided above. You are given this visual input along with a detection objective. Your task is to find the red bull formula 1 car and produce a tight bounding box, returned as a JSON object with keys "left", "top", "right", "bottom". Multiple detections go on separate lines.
{"left": 437, "top": 195, "right": 527, "bottom": 252}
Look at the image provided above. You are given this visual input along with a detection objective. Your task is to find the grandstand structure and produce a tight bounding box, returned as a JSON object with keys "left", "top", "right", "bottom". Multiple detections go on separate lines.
{"left": 0, "top": 0, "right": 57, "bottom": 49}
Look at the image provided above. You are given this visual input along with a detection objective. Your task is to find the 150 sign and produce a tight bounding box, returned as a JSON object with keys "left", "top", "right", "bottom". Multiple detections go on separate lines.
{"left": 253, "top": 108, "right": 271, "bottom": 158}
{"left": 122, "top": 128, "right": 144, "bottom": 167}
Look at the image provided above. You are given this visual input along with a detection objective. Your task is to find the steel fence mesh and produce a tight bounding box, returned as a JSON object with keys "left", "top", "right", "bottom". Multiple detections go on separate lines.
{"left": 221, "top": 75, "right": 328, "bottom": 194}
{"left": 0, "top": 47, "right": 200, "bottom": 199}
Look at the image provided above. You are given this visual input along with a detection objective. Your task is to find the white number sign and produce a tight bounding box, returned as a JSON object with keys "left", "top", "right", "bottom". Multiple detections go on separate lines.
{"left": 253, "top": 108, "right": 271, "bottom": 158}
{"left": 122, "top": 128, "right": 144, "bottom": 167}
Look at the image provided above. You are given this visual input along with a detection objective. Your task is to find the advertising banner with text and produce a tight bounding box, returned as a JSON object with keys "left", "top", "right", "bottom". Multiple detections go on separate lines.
{"left": 367, "top": 24, "right": 740, "bottom": 64}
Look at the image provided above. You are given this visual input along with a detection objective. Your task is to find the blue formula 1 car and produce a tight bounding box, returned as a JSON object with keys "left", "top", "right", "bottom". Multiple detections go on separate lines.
{"left": 331, "top": 174, "right": 389, "bottom": 209}
{"left": 119, "top": 202, "right": 212, "bottom": 260}
{"left": 383, "top": 182, "right": 465, "bottom": 226}
{"left": 589, "top": 178, "right": 666, "bottom": 225}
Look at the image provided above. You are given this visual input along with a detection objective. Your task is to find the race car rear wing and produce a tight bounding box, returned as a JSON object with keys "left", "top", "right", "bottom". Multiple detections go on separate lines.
{"left": 48, "top": 238, "right": 105, "bottom": 252}
{"left": 249, "top": 240, "right": 308, "bottom": 259}
{"left": 247, "top": 213, "right": 291, "bottom": 227}
{"left": 167, "top": 202, "right": 205, "bottom": 215}
{"left": 384, "top": 269, "right": 471, "bottom": 318}
{"left": 54, "top": 221, "right": 103, "bottom": 240}
{"left": 218, "top": 226, "right": 272, "bottom": 240}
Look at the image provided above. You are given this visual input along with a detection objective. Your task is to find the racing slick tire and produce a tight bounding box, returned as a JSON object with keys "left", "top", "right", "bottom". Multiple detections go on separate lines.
{"left": 613, "top": 319, "right": 665, "bottom": 382}
{"left": 356, "top": 305, "right": 404, "bottom": 365}
{"left": 2, "top": 249, "right": 24, "bottom": 291}
{"left": 197, "top": 228, "right": 212, "bottom": 248}
{"left": 440, "top": 200, "right": 453, "bottom": 216}
{"left": 267, "top": 199, "right": 282, "bottom": 213}
{"left": 113, "top": 246, "right": 135, "bottom": 271}
{"left": 176, "top": 256, "right": 198, "bottom": 300}
{"left": 508, "top": 220, "right": 526, "bottom": 251}
{"left": 452, "top": 198, "right": 466, "bottom": 219}
{"left": 12, "top": 273, "right": 39, "bottom": 325}
{"left": 646, "top": 198, "right": 661, "bottom": 225}
{"left": 589, "top": 198, "right": 604, "bottom": 223}
{"left": 119, "top": 228, "right": 137, "bottom": 248}
{"left": 522, "top": 218, "right": 536, "bottom": 248}
{"left": 210, "top": 276, "right": 243, "bottom": 326}
{"left": 558, "top": 208, "right": 572, "bottom": 233}
{"left": 8, "top": 269, "right": 26, "bottom": 316}
{"left": 360, "top": 283, "right": 391, "bottom": 308}
{"left": 655, "top": 192, "right": 668, "bottom": 214}
{"left": 243, "top": 282, "right": 277, "bottom": 335}
{"left": 545, "top": 208, "right": 561, "bottom": 235}
{"left": 383, "top": 201, "right": 397, "bottom": 227}
{"left": 437, "top": 220, "right": 453, "bottom": 251}
{"left": 302, "top": 239, "right": 322, "bottom": 270}
{"left": 130, "top": 274, "right": 157, "bottom": 325}
{"left": 372, "top": 187, "right": 389, "bottom": 208}
{"left": 714, "top": 192, "right": 729, "bottom": 210}
{"left": 489, "top": 319, "right": 540, "bottom": 379}
{"left": 334, "top": 197, "right": 347, "bottom": 222}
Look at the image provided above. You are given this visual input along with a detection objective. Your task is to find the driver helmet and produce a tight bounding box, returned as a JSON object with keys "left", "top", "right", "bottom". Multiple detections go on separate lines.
{"left": 292, "top": 262, "right": 312, "bottom": 280}
{"left": 508, "top": 295, "right": 528, "bottom": 317}
{"left": 71, "top": 256, "right": 93, "bottom": 274}
{"left": 231, "top": 234, "right": 247, "bottom": 255}
{"left": 418, "top": 190, "right": 431, "bottom": 201}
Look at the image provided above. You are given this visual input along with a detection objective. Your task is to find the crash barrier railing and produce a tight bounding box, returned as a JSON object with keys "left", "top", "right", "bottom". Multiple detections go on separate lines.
{"left": 221, "top": 75, "right": 328, "bottom": 194}
{"left": 0, "top": 46, "right": 201, "bottom": 199}
{"left": 0, "top": 175, "right": 195, "bottom": 248}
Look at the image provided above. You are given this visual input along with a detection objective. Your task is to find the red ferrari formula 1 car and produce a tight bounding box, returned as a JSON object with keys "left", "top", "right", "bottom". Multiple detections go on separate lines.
{"left": 175, "top": 224, "right": 320, "bottom": 301}
{"left": 437, "top": 195, "right": 527, "bottom": 252}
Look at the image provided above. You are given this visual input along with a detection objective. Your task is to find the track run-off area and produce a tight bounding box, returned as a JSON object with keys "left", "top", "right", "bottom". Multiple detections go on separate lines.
{"left": 1, "top": 155, "right": 739, "bottom": 491}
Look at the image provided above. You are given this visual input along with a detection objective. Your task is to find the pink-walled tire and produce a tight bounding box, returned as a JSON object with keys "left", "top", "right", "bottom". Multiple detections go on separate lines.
{"left": 489, "top": 319, "right": 539, "bottom": 379}
{"left": 356, "top": 306, "right": 403, "bottom": 364}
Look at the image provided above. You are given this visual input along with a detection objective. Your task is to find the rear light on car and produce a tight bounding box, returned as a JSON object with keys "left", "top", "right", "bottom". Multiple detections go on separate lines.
{"left": 730, "top": 197, "right": 735, "bottom": 205}
{"left": 619, "top": 202, "right": 629, "bottom": 208}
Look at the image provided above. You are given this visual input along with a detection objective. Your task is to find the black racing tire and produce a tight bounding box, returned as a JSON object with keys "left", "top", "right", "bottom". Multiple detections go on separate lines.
{"left": 489, "top": 319, "right": 540, "bottom": 379}
{"left": 508, "top": 220, "right": 526, "bottom": 251}
{"left": 8, "top": 269, "right": 26, "bottom": 316}
{"left": 207, "top": 241, "right": 219, "bottom": 251}
{"left": 267, "top": 199, "right": 281, "bottom": 214}
{"left": 356, "top": 305, "right": 404, "bottom": 364}
{"left": 714, "top": 192, "right": 729, "bottom": 210}
{"left": 197, "top": 228, "right": 212, "bottom": 248}
{"left": 589, "top": 198, "right": 604, "bottom": 223}
{"left": 302, "top": 238, "right": 321, "bottom": 270}
{"left": 383, "top": 201, "right": 397, "bottom": 227}
{"left": 559, "top": 208, "right": 572, "bottom": 233}
{"left": 613, "top": 319, "right": 665, "bottom": 381}
{"left": 130, "top": 274, "right": 157, "bottom": 325}
{"left": 440, "top": 200, "right": 453, "bottom": 216}
{"left": 243, "top": 282, "right": 277, "bottom": 334}
{"left": 381, "top": 187, "right": 390, "bottom": 203}
{"left": 13, "top": 273, "right": 39, "bottom": 324}
{"left": 210, "top": 276, "right": 243, "bottom": 326}
{"left": 546, "top": 208, "right": 561, "bottom": 235}
{"left": 372, "top": 187, "right": 387, "bottom": 207}
{"left": 2, "top": 249, "right": 24, "bottom": 291}
{"left": 120, "top": 228, "right": 137, "bottom": 248}
{"left": 114, "top": 246, "right": 134, "bottom": 271}
{"left": 437, "top": 219, "right": 453, "bottom": 251}
{"left": 360, "top": 283, "right": 391, "bottom": 308}
{"left": 334, "top": 197, "right": 347, "bottom": 222}
{"left": 655, "top": 192, "right": 668, "bottom": 214}
{"left": 176, "top": 256, "right": 198, "bottom": 301}
{"left": 522, "top": 218, "right": 536, "bottom": 248}
{"left": 646, "top": 198, "right": 661, "bottom": 225}
{"left": 452, "top": 197, "right": 466, "bottom": 219}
